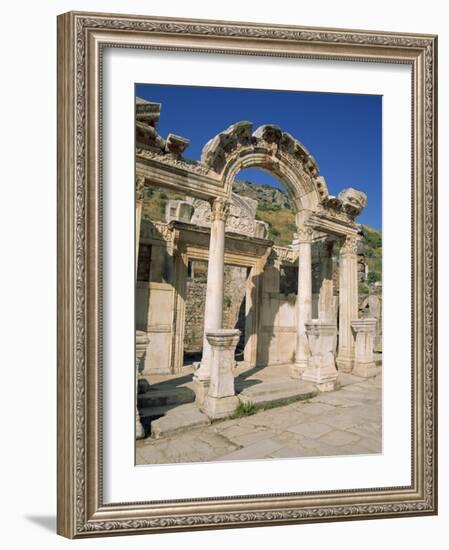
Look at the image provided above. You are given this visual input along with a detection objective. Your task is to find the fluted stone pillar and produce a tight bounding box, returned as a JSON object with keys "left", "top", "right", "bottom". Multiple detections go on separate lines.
{"left": 193, "top": 197, "right": 229, "bottom": 403}
{"left": 290, "top": 226, "right": 313, "bottom": 379}
{"left": 135, "top": 175, "right": 145, "bottom": 270}
{"left": 337, "top": 234, "right": 359, "bottom": 372}
{"left": 318, "top": 240, "right": 336, "bottom": 321}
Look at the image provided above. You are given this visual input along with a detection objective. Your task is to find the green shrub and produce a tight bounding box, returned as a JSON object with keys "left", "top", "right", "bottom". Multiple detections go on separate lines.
{"left": 367, "top": 271, "right": 381, "bottom": 284}
{"left": 231, "top": 401, "right": 257, "bottom": 418}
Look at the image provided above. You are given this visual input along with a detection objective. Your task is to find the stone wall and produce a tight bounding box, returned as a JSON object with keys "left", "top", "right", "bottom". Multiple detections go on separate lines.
{"left": 183, "top": 262, "right": 248, "bottom": 354}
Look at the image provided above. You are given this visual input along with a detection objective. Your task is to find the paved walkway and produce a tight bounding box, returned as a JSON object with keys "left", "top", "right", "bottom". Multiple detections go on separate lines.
{"left": 136, "top": 374, "right": 382, "bottom": 465}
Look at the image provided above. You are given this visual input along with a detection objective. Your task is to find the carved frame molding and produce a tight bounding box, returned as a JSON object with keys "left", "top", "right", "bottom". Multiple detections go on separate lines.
{"left": 57, "top": 11, "right": 437, "bottom": 538}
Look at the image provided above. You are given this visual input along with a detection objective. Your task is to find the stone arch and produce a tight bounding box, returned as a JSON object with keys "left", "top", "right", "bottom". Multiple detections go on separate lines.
{"left": 200, "top": 122, "right": 329, "bottom": 214}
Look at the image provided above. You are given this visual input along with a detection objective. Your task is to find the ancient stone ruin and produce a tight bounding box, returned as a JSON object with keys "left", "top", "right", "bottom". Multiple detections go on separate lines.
{"left": 135, "top": 97, "right": 381, "bottom": 437}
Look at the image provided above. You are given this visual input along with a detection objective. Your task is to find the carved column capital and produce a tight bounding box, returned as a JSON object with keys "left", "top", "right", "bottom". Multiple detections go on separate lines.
{"left": 340, "top": 234, "right": 359, "bottom": 256}
{"left": 136, "top": 175, "right": 146, "bottom": 202}
{"left": 295, "top": 226, "right": 314, "bottom": 244}
{"left": 210, "top": 197, "right": 230, "bottom": 222}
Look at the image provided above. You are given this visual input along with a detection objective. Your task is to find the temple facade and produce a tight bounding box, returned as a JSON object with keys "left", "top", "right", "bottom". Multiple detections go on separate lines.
{"left": 135, "top": 97, "right": 379, "bottom": 432}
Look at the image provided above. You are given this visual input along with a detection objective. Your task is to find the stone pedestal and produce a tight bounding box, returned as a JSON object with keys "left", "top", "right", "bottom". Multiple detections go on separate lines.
{"left": 302, "top": 320, "right": 338, "bottom": 392}
{"left": 201, "top": 329, "right": 240, "bottom": 420}
{"left": 194, "top": 198, "right": 229, "bottom": 404}
{"left": 136, "top": 330, "right": 149, "bottom": 439}
{"left": 351, "top": 318, "right": 379, "bottom": 378}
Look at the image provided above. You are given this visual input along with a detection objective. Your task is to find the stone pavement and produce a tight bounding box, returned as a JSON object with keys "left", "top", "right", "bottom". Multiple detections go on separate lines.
{"left": 136, "top": 373, "right": 382, "bottom": 465}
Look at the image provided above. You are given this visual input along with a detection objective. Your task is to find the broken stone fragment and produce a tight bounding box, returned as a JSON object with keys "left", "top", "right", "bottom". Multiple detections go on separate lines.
{"left": 253, "top": 124, "right": 282, "bottom": 144}
{"left": 338, "top": 188, "right": 368, "bottom": 216}
{"left": 165, "top": 133, "right": 190, "bottom": 156}
{"left": 135, "top": 98, "right": 161, "bottom": 128}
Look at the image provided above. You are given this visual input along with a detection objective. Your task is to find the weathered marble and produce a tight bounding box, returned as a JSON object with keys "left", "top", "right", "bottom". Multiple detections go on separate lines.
{"left": 302, "top": 320, "right": 338, "bottom": 392}
{"left": 351, "top": 318, "right": 379, "bottom": 378}
{"left": 290, "top": 226, "right": 313, "bottom": 379}
{"left": 201, "top": 329, "right": 240, "bottom": 419}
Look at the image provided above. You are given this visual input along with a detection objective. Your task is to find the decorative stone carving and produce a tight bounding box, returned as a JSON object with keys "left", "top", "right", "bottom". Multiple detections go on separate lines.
{"left": 294, "top": 226, "right": 314, "bottom": 244}
{"left": 136, "top": 97, "right": 161, "bottom": 127}
{"left": 136, "top": 147, "right": 212, "bottom": 175}
{"left": 201, "top": 329, "right": 240, "bottom": 419}
{"left": 340, "top": 234, "right": 359, "bottom": 256}
{"left": 270, "top": 245, "right": 298, "bottom": 266}
{"left": 136, "top": 175, "right": 145, "bottom": 203}
{"left": 351, "top": 318, "right": 379, "bottom": 378}
{"left": 302, "top": 320, "right": 338, "bottom": 391}
{"left": 338, "top": 188, "right": 368, "bottom": 217}
{"left": 187, "top": 192, "right": 268, "bottom": 238}
{"left": 140, "top": 220, "right": 174, "bottom": 243}
{"left": 210, "top": 197, "right": 230, "bottom": 222}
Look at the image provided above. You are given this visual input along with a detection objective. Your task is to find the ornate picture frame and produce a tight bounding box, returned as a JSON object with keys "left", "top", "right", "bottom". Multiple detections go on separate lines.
{"left": 57, "top": 11, "right": 437, "bottom": 538}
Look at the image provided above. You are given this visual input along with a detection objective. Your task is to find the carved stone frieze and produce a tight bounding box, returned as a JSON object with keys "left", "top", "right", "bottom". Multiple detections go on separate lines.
{"left": 187, "top": 192, "right": 267, "bottom": 238}
{"left": 136, "top": 147, "right": 212, "bottom": 176}
{"left": 140, "top": 220, "right": 174, "bottom": 243}
{"left": 270, "top": 245, "right": 298, "bottom": 265}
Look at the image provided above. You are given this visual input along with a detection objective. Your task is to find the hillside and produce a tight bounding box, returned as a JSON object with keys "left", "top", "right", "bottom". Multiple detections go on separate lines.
{"left": 141, "top": 180, "right": 382, "bottom": 280}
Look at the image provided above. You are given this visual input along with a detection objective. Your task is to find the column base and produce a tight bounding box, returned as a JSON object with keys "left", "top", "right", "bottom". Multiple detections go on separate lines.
{"left": 136, "top": 415, "right": 145, "bottom": 440}
{"left": 290, "top": 359, "right": 308, "bottom": 379}
{"left": 336, "top": 355, "right": 354, "bottom": 373}
{"left": 353, "top": 361, "right": 380, "bottom": 379}
{"left": 193, "top": 375, "right": 210, "bottom": 405}
{"left": 302, "top": 366, "right": 338, "bottom": 392}
{"left": 201, "top": 394, "right": 239, "bottom": 420}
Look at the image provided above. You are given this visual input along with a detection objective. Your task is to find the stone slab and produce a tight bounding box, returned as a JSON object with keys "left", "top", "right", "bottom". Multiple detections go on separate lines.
{"left": 151, "top": 403, "right": 210, "bottom": 439}
{"left": 238, "top": 380, "right": 317, "bottom": 407}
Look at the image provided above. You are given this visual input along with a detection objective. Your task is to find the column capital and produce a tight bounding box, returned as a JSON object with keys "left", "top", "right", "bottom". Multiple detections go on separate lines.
{"left": 340, "top": 234, "right": 359, "bottom": 256}
{"left": 295, "top": 226, "right": 314, "bottom": 244}
{"left": 210, "top": 197, "right": 230, "bottom": 222}
{"left": 136, "top": 175, "right": 146, "bottom": 202}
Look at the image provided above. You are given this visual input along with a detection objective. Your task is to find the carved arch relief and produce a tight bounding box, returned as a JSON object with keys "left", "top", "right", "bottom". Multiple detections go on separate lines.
{"left": 200, "top": 122, "right": 329, "bottom": 213}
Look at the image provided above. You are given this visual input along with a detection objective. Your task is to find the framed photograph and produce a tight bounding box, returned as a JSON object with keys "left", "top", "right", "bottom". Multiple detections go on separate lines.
{"left": 57, "top": 11, "right": 437, "bottom": 538}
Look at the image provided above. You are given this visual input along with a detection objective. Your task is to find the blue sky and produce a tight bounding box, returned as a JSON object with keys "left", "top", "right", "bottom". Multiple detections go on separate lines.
{"left": 136, "top": 83, "right": 382, "bottom": 230}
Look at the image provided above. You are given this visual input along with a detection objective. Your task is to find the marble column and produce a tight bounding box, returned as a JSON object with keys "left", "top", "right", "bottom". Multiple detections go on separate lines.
{"left": 337, "top": 234, "right": 359, "bottom": 372}
{"left": 193, "top": 197, "right": 229, "bottom": 403}
{"left": 201, "top": 329, "right": 240, "bottom": 419}
{"left": 351, "top": 318, "right": 378, "bottom": 378}
{"left": 290, "top": 226, "right": 313, "bottom": 379}
{"left": 135, "top": 175, "right": 145, "bottom": 271}
{"left": 135, "top": 176, "right": 147, "bottom": 439}
{"left": 318, "top": 240, "right": 336, "bottom": 321}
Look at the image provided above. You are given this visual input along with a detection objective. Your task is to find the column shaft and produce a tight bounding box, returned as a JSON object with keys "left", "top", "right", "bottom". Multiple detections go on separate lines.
{"left": 290, "top": 227, "right": 313, "bottom": 379}
{"left": 135, "top": 176, "right": 145, "bottom": 271}
{"left": 194, "top": 198, "right": 229, "bottom": 383}
{"left": 337, "top": 234, "right": 359, "bottom": 372}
